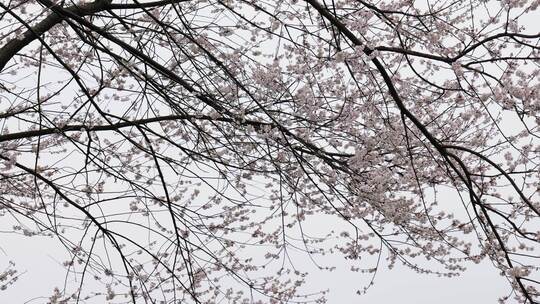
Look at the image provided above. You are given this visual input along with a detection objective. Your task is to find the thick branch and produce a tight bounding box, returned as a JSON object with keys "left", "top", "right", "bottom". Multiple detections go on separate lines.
{"left": 0, "top": 0, "right": 191, "bottom": 72}
{"left": 0, "top": 114, "right": 272, "bottom": 143}
{"left": 0, "top": 1, "right": 110, "bottom": 71}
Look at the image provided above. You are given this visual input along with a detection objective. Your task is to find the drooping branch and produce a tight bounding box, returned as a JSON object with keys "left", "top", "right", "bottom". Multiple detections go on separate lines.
{"left": 303, "top": 1, "right": 538, "bottom": 302}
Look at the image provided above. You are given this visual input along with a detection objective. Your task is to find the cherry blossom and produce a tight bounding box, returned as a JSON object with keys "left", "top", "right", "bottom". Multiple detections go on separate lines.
{"left": 0, "top": 0, "right": 539, "bottom": 303}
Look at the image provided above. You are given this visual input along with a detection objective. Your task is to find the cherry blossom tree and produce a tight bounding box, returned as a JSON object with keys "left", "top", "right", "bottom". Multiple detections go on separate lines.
{"left": 0, "top": 0, "right": 539, "bottom": 303}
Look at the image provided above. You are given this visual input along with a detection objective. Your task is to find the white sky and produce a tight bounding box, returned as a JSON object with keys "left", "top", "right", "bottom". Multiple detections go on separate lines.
{"left": 0, "top": 0, "right": 538, "bottom": 303}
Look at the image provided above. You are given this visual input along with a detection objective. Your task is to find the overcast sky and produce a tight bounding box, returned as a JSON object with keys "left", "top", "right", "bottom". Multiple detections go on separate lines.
{"left": 0, "top": 1, "right": 537, "bottom": 303}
